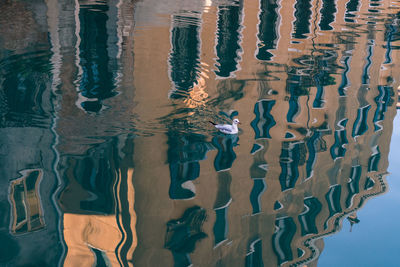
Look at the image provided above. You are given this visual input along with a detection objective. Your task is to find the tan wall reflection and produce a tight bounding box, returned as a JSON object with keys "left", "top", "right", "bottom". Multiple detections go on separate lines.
{"left": 131, "top": 0, "right": 400, "bottom": 266}
{"left": 44, "top": 0, "right": 400, "bottom": 266}
{"left": 63, "top": 168, "right": 136, "bottom": 267}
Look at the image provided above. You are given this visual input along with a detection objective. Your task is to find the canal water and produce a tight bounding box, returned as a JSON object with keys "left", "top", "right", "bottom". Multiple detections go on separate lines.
{"left": 0, "top": 0, "right": 400, "bottom": 266}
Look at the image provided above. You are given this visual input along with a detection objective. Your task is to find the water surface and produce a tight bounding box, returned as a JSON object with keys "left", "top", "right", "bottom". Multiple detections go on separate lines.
{"left": 1, "top": 0, "right": 400, "bottom": 266}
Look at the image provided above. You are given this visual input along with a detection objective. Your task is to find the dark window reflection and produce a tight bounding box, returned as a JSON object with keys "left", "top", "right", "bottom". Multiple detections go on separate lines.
{"left": 79, "top": 4, "right": 117, "bottom": 112}
{"left": 373, "top": 86, "right": 393, "bottom": 131}
{"left": 292, "top": 0, "right": 312, "bottom": 39}
{"left": 352, "top": 105, "right": 371, "bottom": 138}
{"left": 272, "top": 217, "right": 296, "bottom": 265}
{"left": 215, "top": 0, "right": 243, "bottom": 77}
{"left": 298, "top": 197, "right": 322, "bottom": 236}
{"left": 330, "top": 119, "right": 349, "bottom": 160}
{"left": 346, "top": 165, "right": 361, "bottom": 208}
{"left": 338, "top": 56, "right": 350, "bottom": 96}
{"left": 167, "top": 133, "right": 210, "bottom": 200}
{"left": 251, "top": 100, "right": 276, "bottom": 139}
{"left": 319, "top": 0, "right": 336, "bottom": 31}
{"left": 345, "top": 0, "right": 360, "bottom": 23}
{"left": 256, "top": 0, "right": 279, "bottom": 61}
{"left": 364, "top": 177, "right": 375, "bottom": 190}
{"left": 169, "top": 15, "right": 201, "bottom": 98}
{"left": 1, "top": 52, "right": 51, "bottom": 127}
{"left": 59, "top": 141, "right": 119, "bottom": 215}
{"left": 324, "top": 184, "right": 342, "bottom": 229}
{"left": 279, "top": 142, "right": 306, "bottom": 191}
{"left": 165, "top": 206, "right": 207, "bottom": 267}
{"left": 250, "top": 179, "right": 266, "bottom": 214}
{"left": 306, "top": 131, "right": 327, "bottom": 178}
{"left": 368, "top": 146, "right": 380, "bottom": 172}
{"left": 361, "top": 42, "right": 373, "bottom": 85}
{"left": 212, "top": 134, "right": 238, "bottom": 172}
{"left": 246, "top": 238, "right": 264, "bottom": 267}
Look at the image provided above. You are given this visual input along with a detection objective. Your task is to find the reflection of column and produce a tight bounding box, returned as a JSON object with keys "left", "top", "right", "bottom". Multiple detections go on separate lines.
{"left": 214, "top": 0, "right": 243, "bottom": 78}
{"left": 256, "top": 0, "right": 279, "bottom": 61}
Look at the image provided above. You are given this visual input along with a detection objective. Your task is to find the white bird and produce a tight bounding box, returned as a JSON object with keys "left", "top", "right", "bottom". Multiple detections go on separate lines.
{"left": 209, "top": 118, "right": 240, "bottom": 134}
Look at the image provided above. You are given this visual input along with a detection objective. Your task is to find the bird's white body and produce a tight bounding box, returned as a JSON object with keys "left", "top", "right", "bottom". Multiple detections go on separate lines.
{"left": 212, "top": 118, "right": 240, "bottom": 134}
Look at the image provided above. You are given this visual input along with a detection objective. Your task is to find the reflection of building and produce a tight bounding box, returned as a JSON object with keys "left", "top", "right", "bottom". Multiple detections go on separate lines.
{"left": 1, "top": 0, "right": 399, "bottom": 266}
{"left": 49, "top": 0, "right": 138, "bottom": 266}
{"left": 0, "top": 1, "right": 63, "bottom": 266}
{"left": 131, "top": 0, "right": 400, "bottom": 266}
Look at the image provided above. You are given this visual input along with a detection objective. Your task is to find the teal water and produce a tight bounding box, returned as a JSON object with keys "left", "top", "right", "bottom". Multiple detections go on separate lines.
{"left": 0, "top": 0, "right": 400, "bottom": 266}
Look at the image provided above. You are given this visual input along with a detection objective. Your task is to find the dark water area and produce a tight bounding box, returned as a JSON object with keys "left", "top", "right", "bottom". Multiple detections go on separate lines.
{"left": 0, "top": 0, "right": 400, "bottom": 266}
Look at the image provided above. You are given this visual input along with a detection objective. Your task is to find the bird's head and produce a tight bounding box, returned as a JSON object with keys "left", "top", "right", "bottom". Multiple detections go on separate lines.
{"left": 233, "top": 118, "right": 240, "bottom": 125}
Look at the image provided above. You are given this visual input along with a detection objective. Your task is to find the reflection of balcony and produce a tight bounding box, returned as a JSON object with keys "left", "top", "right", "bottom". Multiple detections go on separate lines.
{"left": 9, "top": 169, "right": 45, "bottom": 234}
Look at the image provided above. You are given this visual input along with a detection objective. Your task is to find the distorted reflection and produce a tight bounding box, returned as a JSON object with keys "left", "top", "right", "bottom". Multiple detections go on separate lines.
{"left": 165, "top": 206, "right": 207, "bottom": 266}
{"left": 0, "top": 0, "right": 399, "bottom": 266}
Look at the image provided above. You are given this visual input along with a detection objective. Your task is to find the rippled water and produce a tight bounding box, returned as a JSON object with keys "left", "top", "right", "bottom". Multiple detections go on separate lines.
{"left": 1, "top": 0, "right": 400, "bottom": 266}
